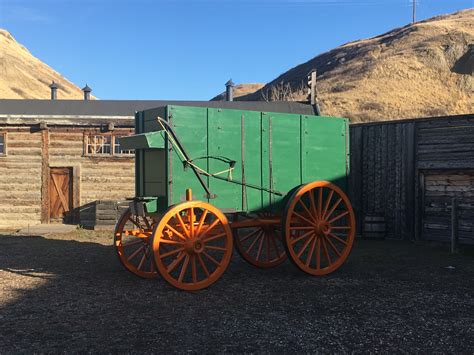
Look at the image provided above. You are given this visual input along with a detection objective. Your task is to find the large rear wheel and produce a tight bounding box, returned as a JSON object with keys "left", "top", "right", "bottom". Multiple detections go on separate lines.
{"left": 152, "top": 201, "right": 233, "bottom": 291}
{"left": 283, "top": 181, "right": 355, "bottom": 276}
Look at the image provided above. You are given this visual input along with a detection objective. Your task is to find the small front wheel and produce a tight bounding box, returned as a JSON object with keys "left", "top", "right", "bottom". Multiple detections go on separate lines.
{"left": 152, "top": 201, "right": 233, "bottom": 291}
{"left": 114, "top": 208, "right": 158, "bottom": 279}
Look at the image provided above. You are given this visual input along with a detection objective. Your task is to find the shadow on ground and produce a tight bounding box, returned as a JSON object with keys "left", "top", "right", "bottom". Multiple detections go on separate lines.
{"left": 0, "top": 234, "right": 473, "bottom": 352}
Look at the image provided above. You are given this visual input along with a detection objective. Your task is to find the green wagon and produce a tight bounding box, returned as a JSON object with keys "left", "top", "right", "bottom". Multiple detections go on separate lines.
{"left": 115, "top": 105, "right": 355, "bottom": 290}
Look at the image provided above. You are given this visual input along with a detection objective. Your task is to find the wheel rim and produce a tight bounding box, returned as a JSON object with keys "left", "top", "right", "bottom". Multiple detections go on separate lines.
{"left": 153, "top": 201, "right": 233, "bottom": 291}
{"left": 283, "top": 181, "right": 355, "bottom": 276}
{"left": 234, "top": 213, "right": 286, "bottom": 268}
{"left": 114, "top": 208, "right": 158, "bottom": 279}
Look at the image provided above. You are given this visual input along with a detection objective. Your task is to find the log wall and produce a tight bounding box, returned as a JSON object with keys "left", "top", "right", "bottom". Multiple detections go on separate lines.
{"left": 0, "top": 126, "right": 135, "bottom": 229}
{"left": 350, "top": 114, "right": 474, "bottom": 243}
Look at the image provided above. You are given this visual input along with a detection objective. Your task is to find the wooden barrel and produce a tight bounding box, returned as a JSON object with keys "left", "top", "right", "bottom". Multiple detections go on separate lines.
{"left": 363, "top": 215, "right": 386, "bottom": 238}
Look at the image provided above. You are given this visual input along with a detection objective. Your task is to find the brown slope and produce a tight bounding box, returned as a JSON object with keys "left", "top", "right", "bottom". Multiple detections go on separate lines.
{"left": 0, "top": 29, "right": 95, "bottom": 99}
{"left": 239, "top": 9, "right": 473, "bottom": 122}
{"left": 211, "top": 83, "right": 265, "bottom": 101}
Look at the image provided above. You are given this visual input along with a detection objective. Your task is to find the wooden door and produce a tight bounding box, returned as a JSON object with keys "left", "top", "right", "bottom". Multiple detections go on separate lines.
{"left": 49, "top": 167, "right": 73, "bottom": 222}
{"left": 421, "top": 171, "right": 474, "bottom": 244}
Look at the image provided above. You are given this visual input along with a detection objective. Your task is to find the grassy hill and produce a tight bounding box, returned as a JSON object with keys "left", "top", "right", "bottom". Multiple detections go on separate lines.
{"left": 238, "top": 9, "right": 473, "bottom": 122}
{"left": 0, "top": 29, "right": 93, "bottom": 100}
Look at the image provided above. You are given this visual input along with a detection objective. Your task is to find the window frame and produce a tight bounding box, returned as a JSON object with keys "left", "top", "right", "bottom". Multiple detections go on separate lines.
{"left": 84, "top": 132, "right": 134, "bottom": 157}
{"left": 0, "top": 132, "right": 7, "bottom": 157}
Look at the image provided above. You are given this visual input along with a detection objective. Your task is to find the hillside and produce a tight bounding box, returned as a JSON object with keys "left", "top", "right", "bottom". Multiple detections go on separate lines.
{"left": 0, "top": 30, "right": 93, "bottom": 100}
{"left": 211, "top": 83, "right": 264, "bottom": 101}
{"left": 238, "top": 9, "right": 473, "bottom": 122}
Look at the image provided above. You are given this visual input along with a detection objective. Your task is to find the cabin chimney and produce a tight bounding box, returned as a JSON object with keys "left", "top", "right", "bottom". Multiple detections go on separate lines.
{"left": 82, "top": 84, "right": 92, "bottom": 101}
{"left": 225, "top": 79, "right": 235, "bottom": 102}
{"left": 49, "top": 81, "right": 58, "bottom": 100}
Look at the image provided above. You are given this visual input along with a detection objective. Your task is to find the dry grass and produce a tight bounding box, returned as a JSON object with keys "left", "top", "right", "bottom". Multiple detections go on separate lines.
{"left": 0, "top": 30, "right": 95, "bottom": 100}
{"left": 240, "top": 9, "right": 474, "bottom": 122}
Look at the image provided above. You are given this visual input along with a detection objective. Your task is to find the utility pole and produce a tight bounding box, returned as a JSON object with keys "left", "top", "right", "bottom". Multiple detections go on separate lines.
{"left": 412, "top": 0, "right": 416, "bottom": 24}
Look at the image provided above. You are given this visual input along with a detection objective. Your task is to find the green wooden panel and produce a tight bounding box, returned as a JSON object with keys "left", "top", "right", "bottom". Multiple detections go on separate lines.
{"left": 242, "top": 110, "right": 263, "bottom": 212}
{"left": 207, "top": 108, "right": 243, "bottom": 211}
{"left": 302, "top": 115, "right": 348, "bottom": 189}
{"left": 120, "top": 131, "right": 165, "bottom": 150}
{"left": 143, "top": 149, "right": 166, "bottom": 196}
{"left": 267, "top": 112, "right": 302, "bottom": 210}
{"left": 168, "top": 105, "right": 209, "bottom": 204}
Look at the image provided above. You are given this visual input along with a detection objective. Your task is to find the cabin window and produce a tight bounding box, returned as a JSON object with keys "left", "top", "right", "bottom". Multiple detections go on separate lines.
{"left": 85, "top": 134, "right": 133, "bottom": 156}
{"left": 0, "top": 133, "right": 6, "bottom": 156}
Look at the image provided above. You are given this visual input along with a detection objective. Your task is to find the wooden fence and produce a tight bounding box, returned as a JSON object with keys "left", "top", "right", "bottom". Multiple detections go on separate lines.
{"left": 349, "top": 113, "right": 474, "bottom": 244}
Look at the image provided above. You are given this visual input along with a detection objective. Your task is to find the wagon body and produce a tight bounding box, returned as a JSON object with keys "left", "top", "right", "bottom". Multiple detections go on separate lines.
{"left": 117, "top": 104, "right": 355, "bottom": 290}
{"left": 125, "top": 105, "right": 349, "bottom": 214}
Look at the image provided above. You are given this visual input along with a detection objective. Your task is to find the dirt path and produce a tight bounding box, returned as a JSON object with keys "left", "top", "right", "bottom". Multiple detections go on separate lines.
{"left": 0, "top": 231, "right": 473, "bottom": 353}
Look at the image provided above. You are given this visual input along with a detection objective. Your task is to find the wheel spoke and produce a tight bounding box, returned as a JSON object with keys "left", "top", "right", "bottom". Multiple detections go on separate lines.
{"left": 327, "top": 210, "right": 349, "bottom": 224}
{"left": 331, "top": 226, "right": 351, "bottom": 230}
{"left": 159, "top": 239, "right": 184, "bottom": 245}
{"left": 325, "top": 236, "right": 341, "bottom": 257}
{"left": 324, "top": 198, "right": 342, "bottom": 220}
{"left": 166, "top": 253, "right": 185, "bottom": 273}
{"left": 178, "top": 255, "right": 190, "bottom": 283}
{"left": 305, "top": 236, "right": 317, "bottom": 266}
{"left": 270, "top": 233, "right": 281, "bottom": 259}
{"left": 297, "top": 234, "right": 315, "bottom": 258}
{"left": 246, "top": 231, "right": 263, "bottom": 254}
{"left": 127, "top": 245, "right": 145, "bottom": 261}
{"left": 321, "top": 190, "right": 334, "bottom": 220}
{"left": 318, "top": 187, "right": 323, "bottom": 220}
{"left": 206, "top": 245, "right": 227, "bottom": 251}
{"left": 191, "top": 255, "right": 197, "bottom": 283}
{"left": 238, "top": 228, "right": 261, "bottom": 243}
{"left": 321, "top": 237, "right": 332, "bottom": 265}
{"left": 309, "top": 191, "right": 318, "bottom": 221}
{"left": 290, "top": 230, "right": 314, "bottom": 245}
{"left": 197, "top": 253, "right": 210, "bottom": 277}
{"left": 292, "top": 211, "right": 316, "bottom": 227}
{"left": 196, "top": 209, "right": 208, "bottom": 236}
{"left": 160, "top": 247, "right": 184, "bottom": 258}
{"left": 189, "top": 207, "right": 195, "bottom": 238}
{"left": 290, "top": 226, "right": 314, "bottom": 231}
{"left": 137, "top": 252, "right": 147, "bottom": 270}
{"left": 122, "top": 239, "right": 143, "bottom": 248}
{"left": 256, "top": 233, "right": 265, "bottom": 261}
{"left": 298, "top": 198, "right": 316, "bottom": 223}
{"left": 202, "top": 232, "right": 226, "bottom": 243}
{"left": 328, "top": 233, "right": 348, "bottom": 246}
{"left": 203, "top": 251, "right": 220, "bottom": 266}
{"left": 202, "top": 218, "right": 220, "bottom": 236}
{"left": 164, "top": 223, "right": 187, "bottom": 241}
{"left": 175, "top": 213, "right": 189, "bottom": 238}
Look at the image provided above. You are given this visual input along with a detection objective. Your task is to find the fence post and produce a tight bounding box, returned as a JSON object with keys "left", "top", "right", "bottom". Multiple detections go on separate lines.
{"left": 451, "top": 197, "right": 459, "bottom": 254}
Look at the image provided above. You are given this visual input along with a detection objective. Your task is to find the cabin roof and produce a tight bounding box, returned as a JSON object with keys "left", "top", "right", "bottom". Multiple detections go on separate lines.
{"left": 0, "top": 99, "right": 315, "bottom": 117}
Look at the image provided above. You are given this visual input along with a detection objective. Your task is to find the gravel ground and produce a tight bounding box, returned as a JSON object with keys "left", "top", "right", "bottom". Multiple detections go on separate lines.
{"left": 0, "top": 230, "right": 473, "bottom": 353}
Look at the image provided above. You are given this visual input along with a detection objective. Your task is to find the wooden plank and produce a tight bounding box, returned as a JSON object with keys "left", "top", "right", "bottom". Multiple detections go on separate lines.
{"left": 41, "top": 129, "right": 49, "bottom": 223}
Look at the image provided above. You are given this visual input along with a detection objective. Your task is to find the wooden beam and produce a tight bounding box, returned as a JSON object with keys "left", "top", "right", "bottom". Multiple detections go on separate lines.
{"left": 40, "top": 129, "right": 50, "bottom": 223}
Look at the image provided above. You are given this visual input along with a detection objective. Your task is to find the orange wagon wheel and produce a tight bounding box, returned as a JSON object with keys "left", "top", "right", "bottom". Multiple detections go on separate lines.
{"left": 114, "top": 208, "right": 159, "bottom": 279}
{"left": 153, "top": 201, "right": 233, "bottom": 291}
{"left": 234, "top": 213, "right": 286, "bottom": 268}
{"left": 283, "top": 181, "right": 355, "bottom": 276}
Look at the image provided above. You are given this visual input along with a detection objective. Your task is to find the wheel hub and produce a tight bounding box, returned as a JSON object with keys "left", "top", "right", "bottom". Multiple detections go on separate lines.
{"left": 184, "top": 238, "right": 205, "bottom": 254}
{"left": 315, "top": 221, "right": 331, "bottom": 236}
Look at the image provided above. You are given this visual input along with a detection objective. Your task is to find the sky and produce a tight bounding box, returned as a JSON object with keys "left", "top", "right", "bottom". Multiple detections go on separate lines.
{"left": 0, "top": 0, "right": 472, "bottom": 100}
